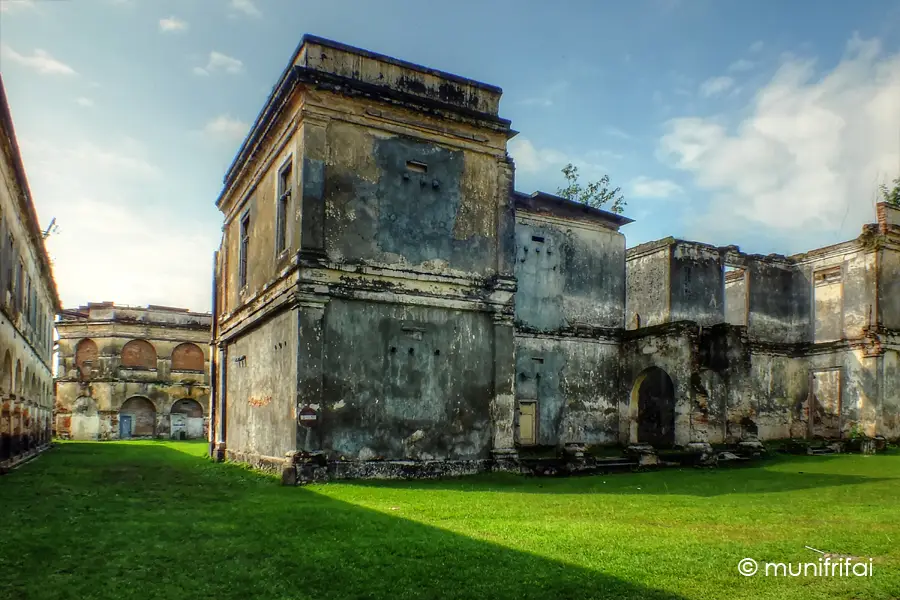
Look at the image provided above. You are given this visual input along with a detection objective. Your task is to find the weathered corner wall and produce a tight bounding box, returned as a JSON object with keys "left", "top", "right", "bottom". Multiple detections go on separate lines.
{"left": 669, "top": 243, "right": 724, "bottom": 326}
{"left": 515, "top": 215, "right": 626, "bottom": 331}
{"left": 515, "top": 336, "right": 620, "bottom": 447}
{"left": 318, "top": 299, "right": 495, "bottom": 461}
{"left": 626, "top": 245, "right": 670, "bottom": 329}
{"left": 224, "top": 309, "right": 298, "bottom": 461}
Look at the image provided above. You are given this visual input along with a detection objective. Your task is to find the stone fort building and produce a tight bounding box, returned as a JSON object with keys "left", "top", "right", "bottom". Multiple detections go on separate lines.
{"left": 0, "top": 75, "right": 60, "bottom": 470}
{"left": 209, "top": 35, "right": 900, "bottom": 477}
{"left": 55, "top": 303, "right": 212, "bottom": 441}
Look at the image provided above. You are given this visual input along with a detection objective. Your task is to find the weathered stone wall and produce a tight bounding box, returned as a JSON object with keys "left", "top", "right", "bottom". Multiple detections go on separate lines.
{"left": 315, "top": 299, "right": 495, "bottom": 461}
{"left": 515, "top": 336, "right": 621, "bottom": 446}
{"left": 670, "top": 242, "right": 724, "bottom": 326}
{"left": 515, "top": 212, "right": 626, "bottom": 331}
{"left": 625, "top": 243, "right": 670, "bottom": 329}
{"left": 224, "top": 309, "right": 297, "bottom": 460}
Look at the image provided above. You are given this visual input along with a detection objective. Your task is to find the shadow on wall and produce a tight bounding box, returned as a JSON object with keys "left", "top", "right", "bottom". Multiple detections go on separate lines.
{"left": 347, "top": 455, "right": 888, "bottom": 497}
{"left": 0, "top": 442, "right": 688, "bottom": 600}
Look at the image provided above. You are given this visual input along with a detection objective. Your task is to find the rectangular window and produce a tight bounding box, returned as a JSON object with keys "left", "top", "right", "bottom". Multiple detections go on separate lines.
{"left": 239, "top": 211, "right": 250, "bottom": 289}
{"left": 275, "top": 160, "right": 292, "bottom": 255}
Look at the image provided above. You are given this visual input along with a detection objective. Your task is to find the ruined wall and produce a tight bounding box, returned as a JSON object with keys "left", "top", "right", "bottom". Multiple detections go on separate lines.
{"left": 620, "top": 326, "right": 694, "bottom": 447}
{"left": 881, "top": 349, "right": 900, "bottom": 440}
{"left": 740, "top": 353, "right": 806, "bottom": 441}
{"left": 879, "top": 247, "right": 900, "bottom": 330}
{"left": 224, "top": 309, "right": 298, "bottom": 459}
{"left": 318, "top": 299, "right": 495, "bottom": 461}
{"left": 669, "top": 243, "right": 724, "bottom": 326}
{"left": 724, "top": 271, "right": 747, "bottom": 326}
{"left": 514, "top": 336, "right": 620, "bottom": 446}
{"left": 745, "top": 261, "right": 808, "bottom": 343}
{"left": 626, "top": 245, "right": 670, "bottom": 329}
{"left": 515, "top": 215, "right": 626, "bottom": 331}
{"left": 55, "top": 312, "right": 211, "bottom": 441}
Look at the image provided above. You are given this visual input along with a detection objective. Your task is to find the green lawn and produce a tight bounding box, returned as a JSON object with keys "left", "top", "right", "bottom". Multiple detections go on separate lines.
{"left": 1, "top": 442, "right": 898, "bottom": 600}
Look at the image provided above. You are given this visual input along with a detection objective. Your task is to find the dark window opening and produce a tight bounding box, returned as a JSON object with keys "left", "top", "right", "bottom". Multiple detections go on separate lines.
{"left": 531, "top": 235, "right": 545, "bottom": 243}
{"left": 239, "top": 212, "right": 250, "bottom": 289}
{"left": 275, "top": 160, "right": 292, "bottom": 255}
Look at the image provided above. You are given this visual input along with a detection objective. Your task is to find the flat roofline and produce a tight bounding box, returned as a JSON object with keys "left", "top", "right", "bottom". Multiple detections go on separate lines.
{"left": 301, "top": 35, "right": 503, "bottom": 94}
{"left": 514, "top": 191, "right": 634, "bottom": 227}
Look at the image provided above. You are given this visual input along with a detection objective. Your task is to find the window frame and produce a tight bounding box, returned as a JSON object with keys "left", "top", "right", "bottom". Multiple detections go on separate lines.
{"left": 275, "top": 157, "right": 293, "bottom": 257}
{"left": 238, "top": 209, "right": 251, "bottom": 291}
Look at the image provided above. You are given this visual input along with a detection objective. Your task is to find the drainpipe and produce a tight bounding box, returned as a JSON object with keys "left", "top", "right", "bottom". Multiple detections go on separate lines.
{"left": 208, "top": 251, "right": 218, "bottom": 458}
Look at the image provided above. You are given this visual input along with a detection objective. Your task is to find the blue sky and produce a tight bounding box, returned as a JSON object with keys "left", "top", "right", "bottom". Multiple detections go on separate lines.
{"left": 2, "top": 0, "right": 899, "bottom": 312}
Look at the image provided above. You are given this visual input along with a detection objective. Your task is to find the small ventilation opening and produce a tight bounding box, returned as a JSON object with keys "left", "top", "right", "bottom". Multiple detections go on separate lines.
{"left": 406, "top": 160, "right": 428, "bottom": 173}
{"left": 531, "top": 235, "right": 545, "bottom": 243}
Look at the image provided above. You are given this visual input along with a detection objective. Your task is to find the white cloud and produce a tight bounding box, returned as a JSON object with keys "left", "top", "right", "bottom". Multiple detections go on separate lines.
{"left": 229, "top": 0, "right": 261, "bottom": 18}
{"left": 18, "top": 137, "right": 219, "bottom": 312}
{"left": 0, "top": 44, "right": 77, "bottom": 76}
{"left": 75, "top": 97, "right": 94, "bottom": 108}
{"left": 728, "top": 59, "right": 755, "bottom": 73}
{"left": 193, "top": 51, "right": 243, "bottom": 76}
{"left": 0, "top": 0, "right": 38, "bottom": 14}
{"left": 630, "top": 176, "right": 684, "bottom": 199}
{"left": 659, "top": 33, "right": 900, "bottom": 250}
{"left": 699, "top": 76, "right": 735, "bottom": 97}
{"left": 159, "top": 16, "right": 188, "bottom": 33}
{"left": 203, "top": 115, "right": 249, "bottom": 142}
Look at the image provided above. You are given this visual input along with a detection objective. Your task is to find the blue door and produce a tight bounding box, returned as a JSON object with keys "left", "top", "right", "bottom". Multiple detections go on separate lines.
{"left": 119, "top": 415, "right": 132, "bottom": 439}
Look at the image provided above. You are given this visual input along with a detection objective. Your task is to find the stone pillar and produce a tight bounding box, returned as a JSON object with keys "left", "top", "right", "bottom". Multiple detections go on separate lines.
{"left": 490, "top": 318, "right": 517, "bottom": 469}
{"left": 213, "top": 344, "right": 227, "bottom": 461}
{"left": 297, "top": 297, "right": 327, "bottom": 452}
{"left": 296, "top": 116, "right": 328, "bottom": 258}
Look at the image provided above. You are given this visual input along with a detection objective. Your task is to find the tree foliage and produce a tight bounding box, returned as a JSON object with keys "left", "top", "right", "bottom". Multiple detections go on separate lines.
{"left": 556, "top": 163, "right": 626, "bottom": 214}
{"left": 880, "top": 176, "right": 900, "bottom": 207}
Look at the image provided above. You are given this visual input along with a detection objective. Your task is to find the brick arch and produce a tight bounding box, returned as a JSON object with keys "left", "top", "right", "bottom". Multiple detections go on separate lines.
{"left": 171, "top": 343, "right": 204, "bottom": 371}
{"left": 171, "top": 398, "right": 204, "bottom": 418}
{"left": 120, "top": 396, "right": 157, "bottom": 437}
{"left": 121, "top": 339, "right": 157, "bottom": 369}
{"left": 75, "top": 338, "right": 99, "bottom": 368}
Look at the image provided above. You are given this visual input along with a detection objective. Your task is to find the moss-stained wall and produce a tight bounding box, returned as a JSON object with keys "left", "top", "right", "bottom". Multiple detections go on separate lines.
{"left": 626, "top": 246, "right": 671, "bottom": 329}
{"left": 515, "top": 214, "right": 626, "bottom": 331}
{"left": 319, "top": 299, "right": 495, "bottom": 461}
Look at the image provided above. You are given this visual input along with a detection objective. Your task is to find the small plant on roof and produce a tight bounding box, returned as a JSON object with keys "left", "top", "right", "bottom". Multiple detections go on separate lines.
{"left": 557, "top": 163, "right": 626, "bottom": 214}
{"left": 879, "top": 175, "right": 900, "bottom": 207}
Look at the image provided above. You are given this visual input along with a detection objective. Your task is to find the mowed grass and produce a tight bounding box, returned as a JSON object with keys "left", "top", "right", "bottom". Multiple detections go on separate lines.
{"left": 1, "top": 442, "right": 898, "bottom": 600}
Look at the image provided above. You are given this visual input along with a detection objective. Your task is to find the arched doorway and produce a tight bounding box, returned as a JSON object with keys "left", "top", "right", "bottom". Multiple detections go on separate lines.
{"left": 119, "top": 396, "right": 157, "bottom": 438}
{"left": 169, "top": 398, "right": 204, "bottom": 439}
{"left": 71, "top": 396, "right": 100, "bottom": 440}
{"left": 632, "top": 367, "right": 676, "bottom": 448}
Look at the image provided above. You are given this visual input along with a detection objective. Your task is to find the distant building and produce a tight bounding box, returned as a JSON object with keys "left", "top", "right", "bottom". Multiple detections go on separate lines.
{"left": 55, "top": 303, "right": 212, "bottom": 440}
{"left": 209, "top": 35, "right": 900, "bottom": 480}
{"left": 0, "top": 74, "right": 61, "bottom": 470}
